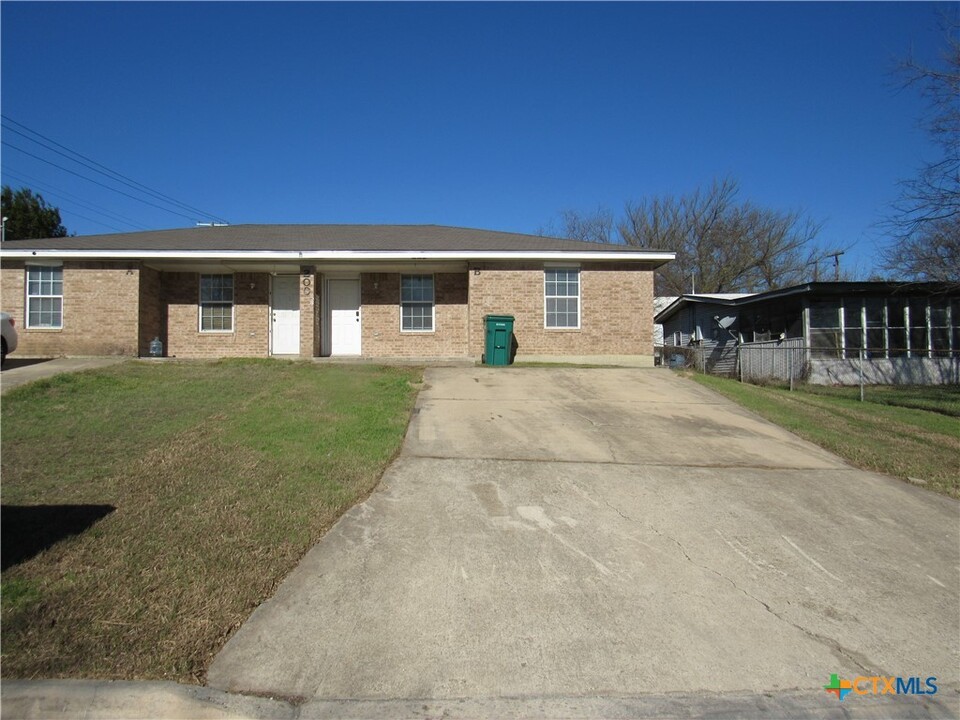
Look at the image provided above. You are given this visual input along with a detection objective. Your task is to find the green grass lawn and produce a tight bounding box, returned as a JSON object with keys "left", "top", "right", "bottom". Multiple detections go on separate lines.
{"left": 1, "top": 359, "right": 421, "bottom": 682}
{"left": 797, "top": 383, "right": 960, "bottom": 417}
{"left": 689, "top": 374, "right": 960, "bottom": 498}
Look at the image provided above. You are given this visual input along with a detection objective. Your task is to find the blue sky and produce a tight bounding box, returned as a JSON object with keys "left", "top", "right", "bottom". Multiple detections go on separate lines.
{"left": 0, "top": 2, "right": 951, "bottom": 275}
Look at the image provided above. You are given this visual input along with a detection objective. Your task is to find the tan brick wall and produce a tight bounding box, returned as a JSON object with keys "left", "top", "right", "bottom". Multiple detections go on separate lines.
{"left": 162, "top": 271, "right": 270, "bottom": 358}
{"left": 1, "top": 260, "right": 140, "bottom": 356}
{"left": 138, "top": 265, "right": 163, "bottom": 356}
{"left": 360, "top": 272, "right": 469, "bottom": 357}
{"left": 300, "top": 273, "right": 319, "bottom": 357}
{"left": 468, "top": 262, "right": 654, "bottom": 358}
{"left": 0, "top": 260, "right": 654, "bottom": 361}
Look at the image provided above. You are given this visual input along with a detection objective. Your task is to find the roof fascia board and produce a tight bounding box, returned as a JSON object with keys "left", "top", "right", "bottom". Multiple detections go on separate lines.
{"left": 0, "top": 249, "right": 676, "bottom": 263}
{"left": 735, "top": 285, "right": 811, "bottom": 304}
{"left": 678, "top": 295, "right": 743, "bottom": 306}
{"left": 654, "top": 298, "right": 687, "bottom": 322}
{"left": 656, "top": 282, "right": 958, "bottom": 323}
{"left": 655, "top": 294, "right": 744, "bottom": 323}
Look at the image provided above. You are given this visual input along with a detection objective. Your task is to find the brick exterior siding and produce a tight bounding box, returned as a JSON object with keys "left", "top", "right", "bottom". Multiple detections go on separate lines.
{"left": 162, "top": 271, "right": 270, "bottom": 358}
{"left": 468, "top": 262, "right": 654, "bottom": 358}
{"left": 1, "top": 260, "right": 140, "bottom": 356}
{"left": 1, "top": 260, "right": 655, "bottom": 360}
{"left": 138, "top": 265, "right": 163, "bottom": 356}
{"left": 360, "top": 272, "right": 470, "bottom": 357}
{"left": 300, "top": 273, "right": 319, "bottom": 357}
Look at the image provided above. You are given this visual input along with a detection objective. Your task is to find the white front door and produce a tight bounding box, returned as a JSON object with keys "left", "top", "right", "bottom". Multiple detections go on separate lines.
{"left": 329, "top": 279, "right": 361, "bottom": 356}
{"left": 271, "top": 275, "right": 301, "bottom": 355}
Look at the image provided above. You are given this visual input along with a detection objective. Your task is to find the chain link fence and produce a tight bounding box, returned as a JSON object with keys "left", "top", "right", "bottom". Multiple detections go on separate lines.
{"left": 660, "top": 340, "right": 960, "bottom": 396}
{"left": 739, "top": 338, "right": 808, "bottom": 384}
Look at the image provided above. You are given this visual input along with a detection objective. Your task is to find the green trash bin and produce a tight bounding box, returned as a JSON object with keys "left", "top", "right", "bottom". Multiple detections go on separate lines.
{"left": 483, "top": 315, "right": 515, "bottom": 366}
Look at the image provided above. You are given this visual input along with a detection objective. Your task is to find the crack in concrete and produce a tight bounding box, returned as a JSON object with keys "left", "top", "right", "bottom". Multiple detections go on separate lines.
{"left": 599, "top": 433, "right": 623, "bottom": 465}
{"left": 602, "top": 499, "right": 878, "bottom": 677}
{"left": 559, "top": 410, "right": 627, "bottom": 464}
{"left": 402, "top": 453, "right": 842, "bottom": 472}
{"left": 566, "top": 409, "right": 607, "bottom": 427}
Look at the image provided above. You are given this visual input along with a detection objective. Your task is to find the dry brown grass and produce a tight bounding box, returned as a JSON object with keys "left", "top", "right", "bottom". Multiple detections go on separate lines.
{"left": 1, "top": 359, "right": 420, "bottom": 681}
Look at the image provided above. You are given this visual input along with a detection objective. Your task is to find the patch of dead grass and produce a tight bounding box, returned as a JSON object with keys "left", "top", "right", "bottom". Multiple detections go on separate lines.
{"left": 1, "top": 361, "right": 420, "bottom": 681}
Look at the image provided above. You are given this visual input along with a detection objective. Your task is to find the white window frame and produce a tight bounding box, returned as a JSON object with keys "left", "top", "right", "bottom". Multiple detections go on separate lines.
{"left": 544, "top": 266, "right": 581, "bottom": 330}
{"left": 399, "top": 274, "right": 435, "bottom": 333}
{"left": 198, "top": 273, "right": 235, "bottom": 333}
{"left": 25, "top": 263, "right": 64, "bottom": 329}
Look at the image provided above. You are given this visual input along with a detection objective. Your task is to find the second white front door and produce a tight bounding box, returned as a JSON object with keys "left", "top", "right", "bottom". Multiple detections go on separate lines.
{"left": 271, "top": 275, "right": 301, "bottom": 355}
{"left": 329, "top": 279, "right": 361, "bottom": 356}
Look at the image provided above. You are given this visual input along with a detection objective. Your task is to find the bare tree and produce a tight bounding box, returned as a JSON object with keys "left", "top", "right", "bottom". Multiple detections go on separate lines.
{"left": 543, "top": 179, "right": 827, "bottom": 295}
{"left": 883, "top": 215, "right": 960, "bottom": 282}
{"left": 539, "top": 205, "right": 614, "bottom": 244}
{"left": 882, "top": 13, "right": 960, "bottom": 282}
{"left": 618, "top": 178, "right": 824, "bottom": 295}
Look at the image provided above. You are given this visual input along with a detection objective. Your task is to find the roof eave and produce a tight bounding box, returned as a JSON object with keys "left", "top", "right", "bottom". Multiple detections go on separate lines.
{"left": 0, "top": 248, "right": 676, "bottom": 265}
{"left": 654, "top": 293, "right": 746, "bottom": 323}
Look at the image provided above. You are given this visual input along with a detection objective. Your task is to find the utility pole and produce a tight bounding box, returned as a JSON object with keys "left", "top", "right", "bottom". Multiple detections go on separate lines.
{"left": 823, "top": 251, "right": 845, "bottom": 280}
{"left": 1, "top": 216, "right": 7, "bottom": 243}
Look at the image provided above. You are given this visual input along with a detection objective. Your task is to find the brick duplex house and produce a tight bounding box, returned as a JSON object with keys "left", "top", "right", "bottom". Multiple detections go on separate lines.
{"left": 0, "top": 224, "right": 673, "bottom": 364}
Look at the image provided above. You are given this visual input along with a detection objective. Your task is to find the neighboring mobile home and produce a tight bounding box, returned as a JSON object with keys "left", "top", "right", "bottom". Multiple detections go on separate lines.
{"left": 0, "top": 224, "right": 674, "bottom": 365}
{"left": 655, "top": 282, "right": 960, "bottom": 384}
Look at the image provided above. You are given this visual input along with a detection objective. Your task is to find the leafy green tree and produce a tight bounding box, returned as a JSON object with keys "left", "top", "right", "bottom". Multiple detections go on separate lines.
{"left": 1, "top": 185, "right": 68, "bottom": 240}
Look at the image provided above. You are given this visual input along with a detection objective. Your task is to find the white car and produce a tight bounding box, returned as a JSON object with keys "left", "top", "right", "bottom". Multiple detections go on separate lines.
{"left": 1, "top": 312, "right": 18, "bottom": 365}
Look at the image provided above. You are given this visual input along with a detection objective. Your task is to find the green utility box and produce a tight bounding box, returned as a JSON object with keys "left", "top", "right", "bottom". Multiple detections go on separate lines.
{"left": 483, "top": 315, "right": 515, "bottom": 366}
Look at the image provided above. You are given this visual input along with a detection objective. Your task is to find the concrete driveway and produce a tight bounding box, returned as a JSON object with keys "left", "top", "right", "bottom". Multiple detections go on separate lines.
{"left": 1, "top": 357, "right": 126, "bottom": 394}
{"left": 208, "top": 368, "right": 959, "bottom": 716}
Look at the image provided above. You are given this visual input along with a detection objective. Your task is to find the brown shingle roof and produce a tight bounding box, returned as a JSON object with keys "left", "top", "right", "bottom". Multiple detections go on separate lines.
{"left": 1, "top": 224, "right": 663, "bottom": 254}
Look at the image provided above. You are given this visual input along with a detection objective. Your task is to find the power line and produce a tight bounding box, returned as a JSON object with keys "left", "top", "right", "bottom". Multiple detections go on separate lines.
{"left": 3, "top": 174, "right": 129, "bottom": 232}
{"left": 2, "top": 141, "right": 201, "bottom": 222}
{"left": 56, "top": 207, "right": 127, "bottom": 234}
{"left": 1, "top": 115, "right": 228, "bottom": 224}
{"left": 3, "top": 167, "right": 150, "bottom": 230}
{"left": 1, "top": 124, "right": 222, "bottom": 224}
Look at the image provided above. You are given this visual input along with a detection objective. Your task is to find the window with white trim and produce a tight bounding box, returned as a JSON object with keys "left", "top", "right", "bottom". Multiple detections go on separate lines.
{"left": 544, "top": 268, "right": 579, "bottom": 329}
{"left": 26, "top": 265, "right": 63, "bottom": 328}
{"left": 199, "top": 274, "right": 234, "bottom": 332}
{"left": 401, "top": 274, "right": 434, "bottom": 331}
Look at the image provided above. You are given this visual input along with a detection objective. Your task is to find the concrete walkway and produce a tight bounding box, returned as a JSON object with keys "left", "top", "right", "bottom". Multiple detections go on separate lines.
{"left": 4, "top": 367, "right": 958, "bottom": 718}
{"left": 1, "top": 356, "right": 126, "bottom": 394}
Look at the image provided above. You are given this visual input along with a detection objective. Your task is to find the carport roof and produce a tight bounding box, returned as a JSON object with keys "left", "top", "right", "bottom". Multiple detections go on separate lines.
{"left": 654, "top": 281, "right": 958, "bottom": 323}
{"left": 0, "top": 224, "right": 675, "bottom": 265}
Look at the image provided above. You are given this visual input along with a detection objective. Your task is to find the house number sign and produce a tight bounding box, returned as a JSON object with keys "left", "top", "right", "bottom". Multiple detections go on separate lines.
{"left": 302, "top": 276, "right": 312, "bottom": 295}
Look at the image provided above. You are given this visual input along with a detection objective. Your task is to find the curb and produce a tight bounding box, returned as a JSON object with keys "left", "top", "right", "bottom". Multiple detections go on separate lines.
{"left": 0, "top": 680, "right": 295, "bottom": 720}
{"left": 3, "top": 681, "right": 957, "bottom": 720}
